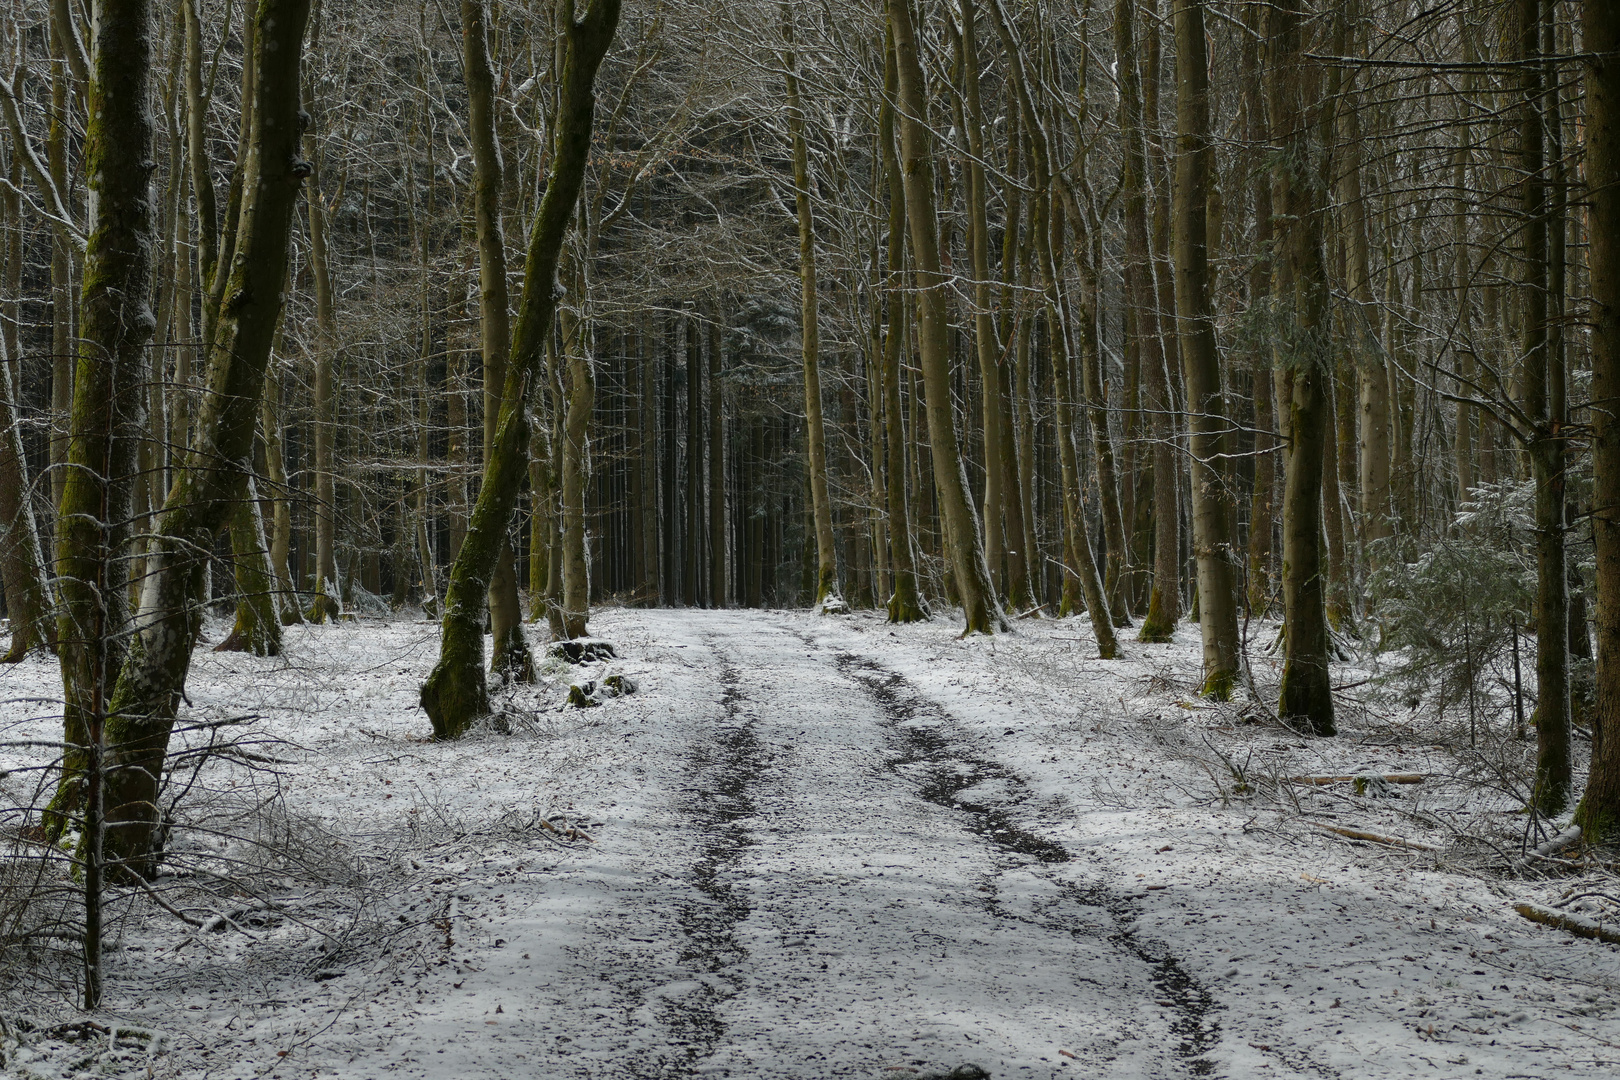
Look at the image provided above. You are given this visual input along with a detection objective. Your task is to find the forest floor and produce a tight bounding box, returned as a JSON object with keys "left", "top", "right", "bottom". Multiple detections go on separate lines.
{"left": 2, "top": 606, "right": 1619, "bottom": 1079}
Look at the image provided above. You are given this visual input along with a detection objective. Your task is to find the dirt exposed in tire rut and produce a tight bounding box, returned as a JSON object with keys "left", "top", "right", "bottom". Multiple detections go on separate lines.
{"left": 628, "top": 648, "right": 762, "bottom": 1077}
{"left": 834, "top": 651, "right": 1224, "bottom": 1078}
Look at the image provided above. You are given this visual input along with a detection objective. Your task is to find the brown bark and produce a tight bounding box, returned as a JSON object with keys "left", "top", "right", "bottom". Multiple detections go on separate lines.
{"left": 1268, "top": 0, "right": 1335, "bottom": 736}
{"left": 1172, "top": 0, "right": 1240, "bottom": 697}
{"left": 783, "top": 12, "right": 839, "bottom": 608}
{"left": 888, "top": 0, "right": 1004, "bottom": 634}
{"left": 1116, "top": 0, "right": 1180, "bottom": 641}
{"left": 461, "top": 0, "right": 533, "bottom": 677}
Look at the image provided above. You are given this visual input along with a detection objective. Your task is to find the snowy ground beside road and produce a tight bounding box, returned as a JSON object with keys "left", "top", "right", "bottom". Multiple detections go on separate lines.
{"left": 2, "top": 606, "right": 1618, "bottom": 1079}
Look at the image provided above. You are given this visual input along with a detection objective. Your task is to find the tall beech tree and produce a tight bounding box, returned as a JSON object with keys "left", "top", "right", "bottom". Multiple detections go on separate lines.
{"left": 1511, "top": 0, "right": 1570, "bottom": 817}
{"left": 461, "top": 0, "right": 535, "bottom": 678}
{"left": 1267, "top": 0, "right": 1335, "bottom": 736}
{"left": 50, "top": 0, "right": 159, "bottom": 884}
{"left": 886, "top": 0, "right": 1004, "bottom": 635}
{"left": 1115, "top": 0, "right": 1180, "bottom": 642}
{"left": 87, "top": 0, "right": 315, "bottom": 875}
{"left": 1578, "top": 0, "right": 1620, "bottom": 839}
{"left": 878, "top": 28, "right": 928, "bottom": 625}
{"left": 783, "top": 8, "right": 838, "bottom": 608}
{"left": 419, "top": 0, "right": 622, "bottom": 738}
{"left": 1172, "top": 0, "right": 1240, "bottom": 697}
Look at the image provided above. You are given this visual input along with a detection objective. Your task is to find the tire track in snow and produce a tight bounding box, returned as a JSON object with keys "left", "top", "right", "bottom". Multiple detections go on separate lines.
{"left": 831, "top": 649, "right": 1225, "bottom": 1078}
{"left": 622, "top": 644, "right": 764, "bottom": 1077}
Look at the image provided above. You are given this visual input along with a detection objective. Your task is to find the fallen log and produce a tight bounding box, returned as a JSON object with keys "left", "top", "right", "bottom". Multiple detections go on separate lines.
{"left": 1310, "top": 822, "right": 1438, "bottom": 851}
{"left": 1513, "top": 901, "right": 1620, "bottom": 946}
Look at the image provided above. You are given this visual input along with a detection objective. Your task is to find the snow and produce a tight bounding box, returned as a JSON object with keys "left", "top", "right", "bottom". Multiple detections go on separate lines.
{"left": 2, "top": 607, "right": 1618, "bottom": 1078}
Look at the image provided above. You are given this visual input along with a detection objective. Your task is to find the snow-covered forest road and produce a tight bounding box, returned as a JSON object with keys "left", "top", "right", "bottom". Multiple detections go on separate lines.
{"left": 547, "top": 612, "right": 1215, "bottom": 1078}
{"left": 5, "top": 608, "right": 1620, "bottom": 1079}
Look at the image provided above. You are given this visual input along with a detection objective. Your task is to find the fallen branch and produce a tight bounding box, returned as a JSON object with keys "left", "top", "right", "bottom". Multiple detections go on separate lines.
{"left": 1288, "top": 773, "right": 1425, "bottom": 786}
{"left": 1532, "top": 825, "right": 1583, "bottom": 858}
{"left": 1311, "top": 822, "right": 1438, "bottom": 851}
{"left": 1513, "top": 901, "right": 1620, "bottom": 945}
{"left": 539, "top": 817, "right": 595, "bottom": 844}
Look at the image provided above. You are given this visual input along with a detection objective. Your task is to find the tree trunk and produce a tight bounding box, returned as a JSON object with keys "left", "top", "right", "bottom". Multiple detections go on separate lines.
{"left": 1577, "top": 0, "right": 1620, "bottom": 839}
{"left": 0, "top": 322, "right": 53, "bottom": 660}
{"left": 216, "top": 479, "right": 283, "bottom": 656}
{"left": 887, "top": 0, "right": 1003, "bottom": 634}
{"left": 90, "top": 0, "right": 313, "bottom": 877}
{"left": 49, "top": 0, "right": 158, "bottom": 883}
{"left": 48, "top": 39, "right": 74, "bottom": 520}
{"left": 685, "top": 310, "right": 703, "bottom": 606}
{"left": 1242, "top": 5, "right": 1278, "bottom": 616}
{"left": 262, "top": 359, "right": 302, "bottom": 622}
{"left": 708, "top": 314, "right": 726, "bottom": 606}
{"left": 1115, "top": 0, "right": 1180, "bottom": 642}
{"left": 461, "top": 0, "right": 533, "bottom": 679}
{"left": 1171, "top": 0, "right": 1240, "bottom": 696}
{"left": 419, "top": 0, "right": 620, "bottom": 737}
{"left": 1334, "top": 5, "right": 1391, "bottom": 556}
{"left": 305, "top": 91, "right": 341, "bottom": 623}
{"left": 783, "top": 14, "right": 838, "bottom": 608}
{"left": 1517, "top": 0, "right": 1570, "bottom": 816}
{"left": 1267, "top": 0, "right": 1335, "bottom": 736}
{"left": 557, "top": 258, "right": 595, "bottom": 640}
{"left": 955, "top": 0, "right": 1020, "bottom": 607}
{"left": 878, "top": 23, "right": 928, "bottom": 624}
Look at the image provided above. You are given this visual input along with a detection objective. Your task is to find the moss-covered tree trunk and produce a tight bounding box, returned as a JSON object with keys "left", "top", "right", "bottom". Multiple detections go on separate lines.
{"left": 461, "top": 0, "right": 533, "bottom": 679}
{"left": 51, "top": 0, "right": 157, "bottom": 863}
{"left": 1268, "top": 0, "right": 1335, "bottom": 737}
{"left": 887, "top": 0, "right": 1004, "bottom": 635}
{"left": 420, "top": 0, "right": 621, "bottom": 738}
{"left": 91, "top": 0, "right": 313, "bottom": 876}
{"left": 1172, "top": 0, "right": 1241, "bottom": 698}
{"left": 215, "top": 480, "right": 283, "bottom": 656}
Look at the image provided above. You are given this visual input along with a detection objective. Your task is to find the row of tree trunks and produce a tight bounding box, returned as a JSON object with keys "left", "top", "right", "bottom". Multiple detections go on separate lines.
{"left": 1115, "top": 0, "right": 1180, "bottom": 644}
{"left": 887, "top": 0, "right": 1003, "bottom": 636}
{"left": 94, "top": 0, "right": 316, "bottom": 877}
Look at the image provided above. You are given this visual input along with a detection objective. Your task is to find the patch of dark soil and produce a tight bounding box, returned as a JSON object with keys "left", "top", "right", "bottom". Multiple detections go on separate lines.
{"left": 834, "top": 652, "right": 1224, "bottom": 1078}
{"left": 630, "top": 648, "right": 764, "bottom": 1077}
